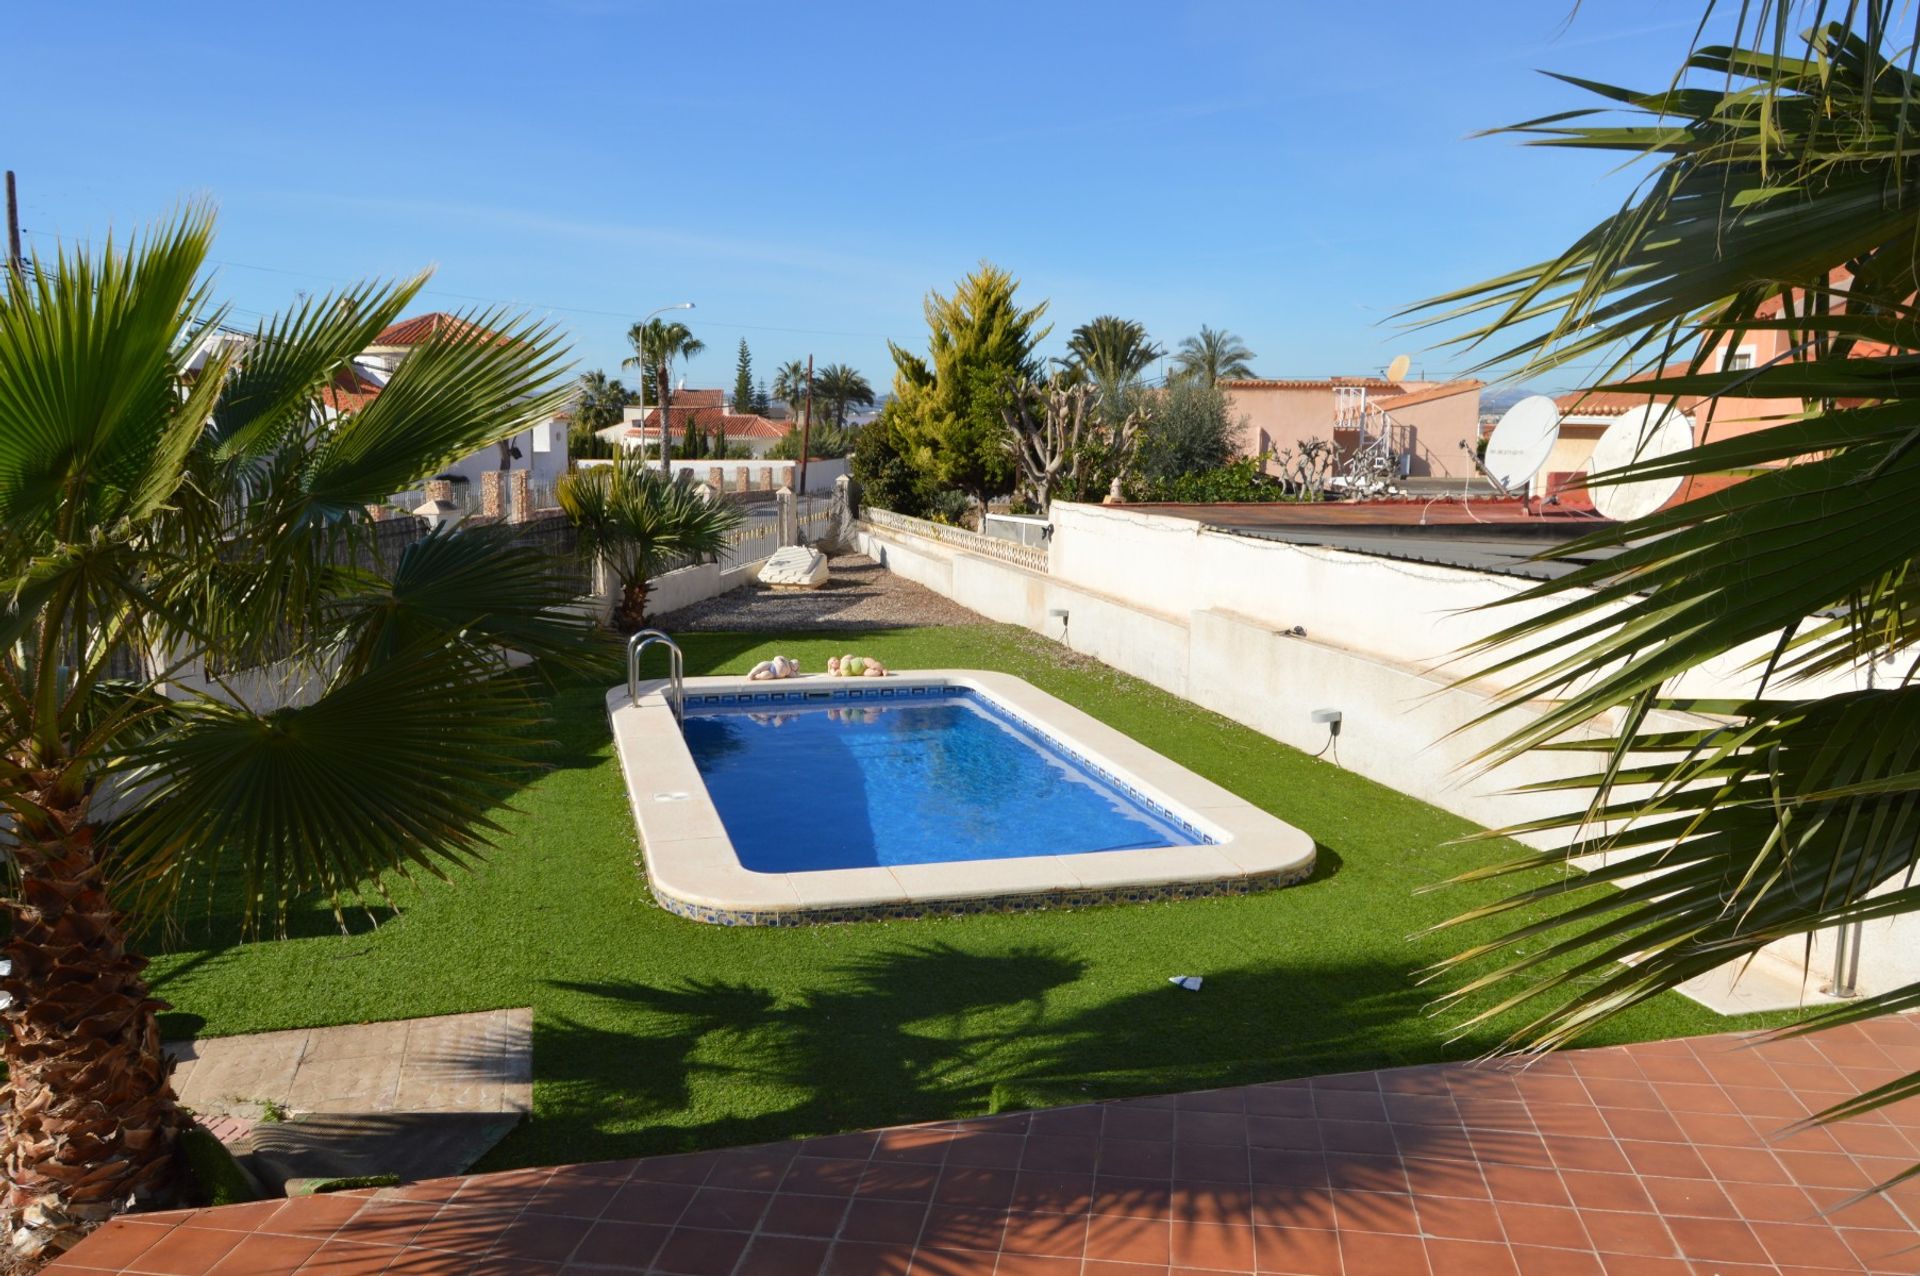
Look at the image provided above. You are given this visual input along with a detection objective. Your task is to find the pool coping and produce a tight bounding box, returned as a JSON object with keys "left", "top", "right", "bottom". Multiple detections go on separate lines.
{"left": 606, "top": 670, "right": 1317, "bottom": 925}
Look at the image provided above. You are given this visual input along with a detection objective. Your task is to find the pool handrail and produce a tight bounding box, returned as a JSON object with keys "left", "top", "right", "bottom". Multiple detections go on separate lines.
{"left": 627, "top": 629, "right": 685, "bottom": 723}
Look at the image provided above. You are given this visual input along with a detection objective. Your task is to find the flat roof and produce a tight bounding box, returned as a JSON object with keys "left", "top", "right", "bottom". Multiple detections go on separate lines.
{"left": 1122, "top": 500, "right": 1622, "bottom": 581}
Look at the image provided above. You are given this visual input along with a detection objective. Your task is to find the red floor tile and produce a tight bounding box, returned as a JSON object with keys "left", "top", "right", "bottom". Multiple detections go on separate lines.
{"left": 48, "top": 1016, "right": 1920, "bottom": 1276}
{"left": 1251, "top": 1224, "right": 1341, "bottom": 1275}
{"left": 124, "top": 1224, "right": 245, "bottom": 1275}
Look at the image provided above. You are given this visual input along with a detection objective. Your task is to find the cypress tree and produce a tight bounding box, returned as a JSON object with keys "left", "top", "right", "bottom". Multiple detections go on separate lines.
{"left": 732, "top": 338, "right": 754, "bottom": 413}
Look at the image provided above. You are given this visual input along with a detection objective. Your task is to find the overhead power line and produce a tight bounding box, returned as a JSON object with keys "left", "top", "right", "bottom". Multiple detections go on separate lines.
{"left": 20, "top": 228, "right": 895, "bottom": 342}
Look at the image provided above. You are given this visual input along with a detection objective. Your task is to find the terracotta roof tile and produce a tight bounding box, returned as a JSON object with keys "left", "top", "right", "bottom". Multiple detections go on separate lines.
{"left": 1371, "top": 379, "right": 1483, "bottom": 411}
{"left": 1220, "top": 376, "right": 1400, "bottom": 391}
{"left": 372, "top": 312, "right": 492, "bottom": 347}
{"left": 628, "top": 409, "right": 788, "bottom": 440}
{"left": 320, "top": 366, "right": 384, "bottom": 413}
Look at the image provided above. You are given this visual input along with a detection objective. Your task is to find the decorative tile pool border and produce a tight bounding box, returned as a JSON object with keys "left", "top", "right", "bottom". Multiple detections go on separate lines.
{"left": 645, "top": 861, "right": 1317, "bottom": 928}
{"left": 682, "top": 686, "right": 1213, "bottom": 845}
{"left": 682, "top": 684, "right": 963, "bottom": 708}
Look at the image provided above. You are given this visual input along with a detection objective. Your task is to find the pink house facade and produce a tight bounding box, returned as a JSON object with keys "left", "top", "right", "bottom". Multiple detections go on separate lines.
{"left": 1221, "top": 376, "right": 1485, "bottom": 479}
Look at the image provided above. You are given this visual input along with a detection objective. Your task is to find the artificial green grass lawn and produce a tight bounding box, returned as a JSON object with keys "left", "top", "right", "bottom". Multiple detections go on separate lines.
{"left": 146, "top": 625, "right": 1799, "bottom": 1172}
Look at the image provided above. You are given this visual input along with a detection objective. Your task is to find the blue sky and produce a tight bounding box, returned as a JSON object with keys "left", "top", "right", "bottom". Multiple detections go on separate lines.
{"left": 12, "top": 1, "right": 1707, "bottom": 395}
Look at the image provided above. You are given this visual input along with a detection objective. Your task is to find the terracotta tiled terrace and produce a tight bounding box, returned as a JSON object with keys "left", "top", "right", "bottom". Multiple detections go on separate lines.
{"left": 51, "top": 1016, "right": 1920, "bottom": 1275}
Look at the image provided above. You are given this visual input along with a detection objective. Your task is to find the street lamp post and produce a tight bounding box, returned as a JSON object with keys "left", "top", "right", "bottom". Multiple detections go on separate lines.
{"left": 642, "top": 302, "right": 695, "bottom": 476}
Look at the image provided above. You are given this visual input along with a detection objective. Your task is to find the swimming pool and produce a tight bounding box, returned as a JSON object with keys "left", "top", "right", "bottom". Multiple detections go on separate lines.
{"left": 609, "top": 670, "right": 1315, "bottom": 925}
{"left": 683, "top": 689, "right": 1208, "bottom": 872}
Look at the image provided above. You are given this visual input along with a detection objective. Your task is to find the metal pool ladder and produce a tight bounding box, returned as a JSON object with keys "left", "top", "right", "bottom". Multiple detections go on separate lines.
{"left": 627, "top": 629, "right": 685, "bottom": 723}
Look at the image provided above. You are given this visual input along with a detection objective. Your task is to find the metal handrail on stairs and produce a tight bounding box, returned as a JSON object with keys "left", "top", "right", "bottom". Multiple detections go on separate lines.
{"left": 627, "top": 629, "right": 685, "bottom": 723}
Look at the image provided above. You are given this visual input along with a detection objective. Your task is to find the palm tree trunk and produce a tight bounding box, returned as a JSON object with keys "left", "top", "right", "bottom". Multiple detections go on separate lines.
{"left": 613, "top": 577, "right": 650, "bottom": 633}
{"left": 2, "top": 789, "right": 184, "bottom": 1265}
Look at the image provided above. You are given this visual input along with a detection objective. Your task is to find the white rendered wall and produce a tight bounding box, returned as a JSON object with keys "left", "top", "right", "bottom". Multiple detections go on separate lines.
{"left": 857, "top": 505, "right": 1911, "bottom": 1007}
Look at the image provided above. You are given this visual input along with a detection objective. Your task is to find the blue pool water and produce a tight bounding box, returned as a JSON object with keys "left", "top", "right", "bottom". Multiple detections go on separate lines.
{"left": 681, "top": 689, "right": 1205, "bottom": 871}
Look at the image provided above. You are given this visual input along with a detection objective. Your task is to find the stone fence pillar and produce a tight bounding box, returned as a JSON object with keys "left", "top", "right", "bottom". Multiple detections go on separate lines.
{"left": 776, "top": 486, "right": 798, "bottom": 547}
{"left": 508, "top": 469, "right": 531, "bottom": 523}
{"left": 831, "top": 474, "right": 854, "bottom": 544}
{"left": 480, "top": 471, "right": 505, "bottom": 519}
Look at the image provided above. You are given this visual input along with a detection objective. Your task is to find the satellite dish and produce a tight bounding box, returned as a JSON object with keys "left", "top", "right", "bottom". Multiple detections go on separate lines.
{"left": 1481, "top": 395, "right": 1562, "bottom": 493}
{"left": 1386, "top": 353, "right": 1412, "bottom": 383}
{"left": 1587, "top": 404, "right": 1693, "bottom": 521}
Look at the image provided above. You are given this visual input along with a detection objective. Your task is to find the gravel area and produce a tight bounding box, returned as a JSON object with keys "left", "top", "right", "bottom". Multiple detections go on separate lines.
{"left": 662, "top": 551, "right": 988, "bottom": 631}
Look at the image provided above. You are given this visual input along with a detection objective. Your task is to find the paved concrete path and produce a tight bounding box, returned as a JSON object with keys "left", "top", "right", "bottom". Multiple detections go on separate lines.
{"left": 167, "top": 1008, "right": 532, "bottom": 1121}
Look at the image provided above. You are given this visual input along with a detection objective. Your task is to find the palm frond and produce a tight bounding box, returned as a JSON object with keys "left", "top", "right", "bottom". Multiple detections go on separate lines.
{"left": 1403, "top": 5, "right": 1920, "bottom": 1143}
{"left": 303, "top": 308, "right": 572, "bottom": 514}
{"left": 109, "top": 646, "right": 545, "bottom": 930}
{"left": 326, "top": 523, "right": 607, "bottom": 678}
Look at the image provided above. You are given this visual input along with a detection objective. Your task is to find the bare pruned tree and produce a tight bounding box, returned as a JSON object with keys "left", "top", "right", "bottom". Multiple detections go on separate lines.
{"left": 1274, "top": 437, "right": 1338, "bottom": 498}
{"left": 999, "top": 374, "right": 1150, "bottom": 510}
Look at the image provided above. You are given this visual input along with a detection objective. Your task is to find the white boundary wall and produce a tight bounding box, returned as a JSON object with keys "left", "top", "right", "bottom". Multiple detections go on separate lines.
{"left": 858, "top": 502, "right": 1899, "bottom": 1006}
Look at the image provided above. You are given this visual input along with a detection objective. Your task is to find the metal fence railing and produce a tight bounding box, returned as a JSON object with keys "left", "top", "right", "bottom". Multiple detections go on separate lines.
{"left": 862, "top": 508, "right": 1049, "bottom": 573}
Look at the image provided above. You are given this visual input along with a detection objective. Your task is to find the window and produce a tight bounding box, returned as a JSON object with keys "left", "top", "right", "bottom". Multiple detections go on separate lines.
{"left": 531, "top": 421, "right": 553, "bottom": 453}
{"left": 1725, "top": 349, "right": 1754, "bottom": 372}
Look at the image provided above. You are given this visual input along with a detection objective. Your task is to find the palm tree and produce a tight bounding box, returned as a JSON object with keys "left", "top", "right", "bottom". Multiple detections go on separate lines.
{"left": 814, "top": 362, "right": 875, "bottom": 428}
{"left": 1409, "top": 6, "right": 1920, "bottom": 1151}
{"left": 0, "top": 209, "right": 592, "bottom": 1264}
{"left": 771, "top": 358, "right": 810, "bottom": 425}
{"left": 571, "top": 369, "right": 633, "bottom": 433}
{"left": 1170, "top": 326, "right": 1255, "bottom": 387}
{"left": 1066, "top": 315, "right": 1162, "bottom": 391}
{"left": 620, "top": 318, "right": 704, "bottom": 404}
{"left": 558, "top": 456, "right": 743, "bottom": 630}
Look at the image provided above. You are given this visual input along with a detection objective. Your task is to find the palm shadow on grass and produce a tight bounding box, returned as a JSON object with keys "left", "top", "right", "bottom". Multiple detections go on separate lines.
{"left": 477, "top": 936, "right": 1488, "bottom": 1171}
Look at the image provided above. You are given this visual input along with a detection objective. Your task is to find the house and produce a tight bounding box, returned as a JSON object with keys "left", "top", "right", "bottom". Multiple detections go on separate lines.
{"left": 1538, "top": 282, "right": 1870, "bottom": 508}
{"left": 1220, "top": 376, "right": 1485, "bottom": 480}
{"left": 616, "top": 389, "right": 790, "bottom": 458}
{"left": 358, "top": 313, "right": 570, "bottom": 507}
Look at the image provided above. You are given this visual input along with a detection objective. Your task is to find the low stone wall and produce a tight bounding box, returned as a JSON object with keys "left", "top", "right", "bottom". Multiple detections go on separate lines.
{"left": 639, "top": 557, "right": 772, "bottom": 621}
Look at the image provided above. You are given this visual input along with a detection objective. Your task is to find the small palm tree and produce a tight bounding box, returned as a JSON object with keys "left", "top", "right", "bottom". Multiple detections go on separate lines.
{"left": 1066, "top": 315, "right": 1163, "bottom": 390}
{"left": 771, "top": 358, "right": 810, "bottom": 425}
{"left": 0, "top": 209, "right": 593, "bottom": 1264}
{"left": 814, "top": 362, "right": 875, "bottom": 428}
{"left": 558, "top": 456, "right": 743, "bottom": 630}
{"left": 1170, "top": 326, "right": 1256, "bottom": 387}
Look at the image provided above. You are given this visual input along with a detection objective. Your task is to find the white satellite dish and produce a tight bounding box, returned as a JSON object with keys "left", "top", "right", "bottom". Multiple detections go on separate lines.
{"left": 1481, "top": 394, "right": 1562, "bottom": 494}
{"left": 1587, "top": 403, "right": 1693, "bottom": 521}
{"left": 1386, "top": 353, "right": 1412, "bottom": 383}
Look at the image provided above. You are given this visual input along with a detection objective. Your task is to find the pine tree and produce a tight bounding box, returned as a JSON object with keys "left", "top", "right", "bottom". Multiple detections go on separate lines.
{"left": 732, "top": 338, "right": 754, "bottom": 413}
{"left": 753, "top": 379, "right": 771, "bottom": 415}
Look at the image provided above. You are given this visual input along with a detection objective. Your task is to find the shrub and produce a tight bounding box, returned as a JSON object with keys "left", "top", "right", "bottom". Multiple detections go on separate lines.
{"left": 1135, "top": 381, "right": 1238, "bottom": 485}
{"left": 1139, "top": 454, "right": 1301, "bottom": 503}
{"left": 850, "top": 406, "right": 932, "bottom": 517}
{"left": 926, "top": 489, "right": 972, "bottom": 525}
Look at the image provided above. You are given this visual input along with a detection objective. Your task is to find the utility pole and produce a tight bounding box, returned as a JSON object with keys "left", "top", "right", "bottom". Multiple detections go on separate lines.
{"left": 799, "top": 355, "right": 815, "bottom": 496}
{"left": 5, "top": 171, "right": 23, "bottom": 285}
